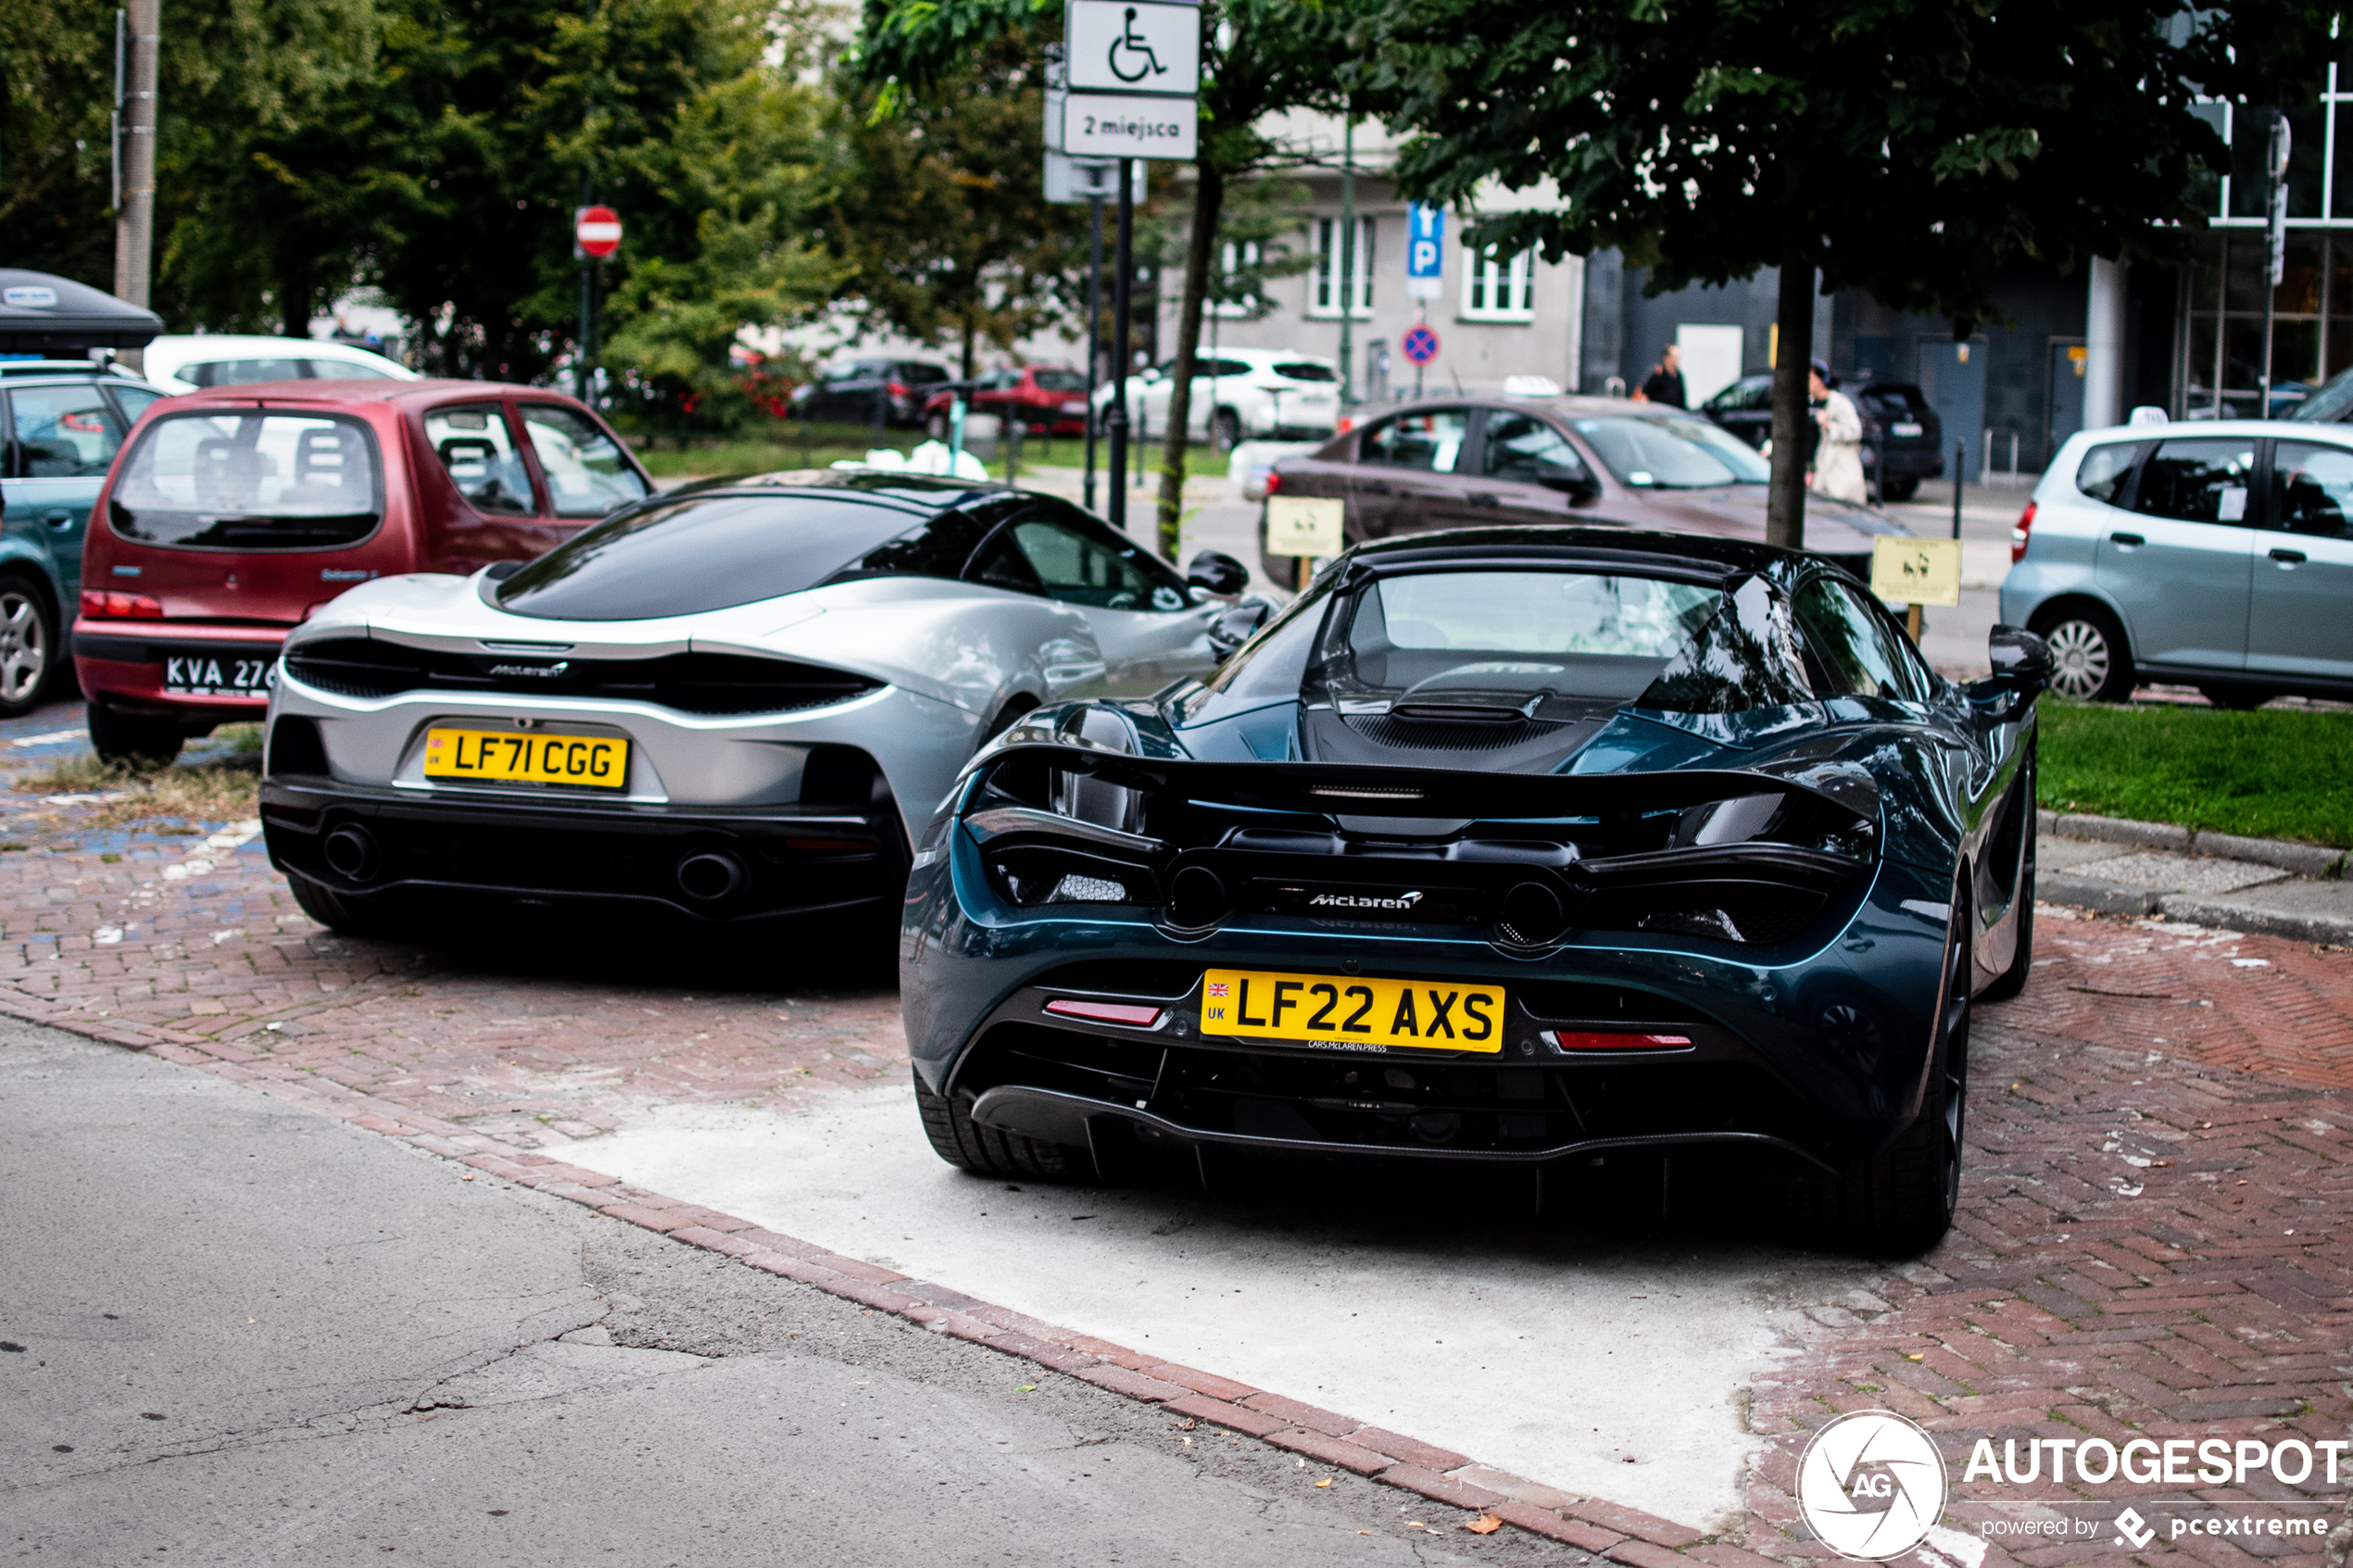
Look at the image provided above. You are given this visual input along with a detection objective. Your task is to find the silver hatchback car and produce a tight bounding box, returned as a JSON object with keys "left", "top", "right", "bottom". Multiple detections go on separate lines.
{"left": 2000, "top": 420, "right": 2353, "bottom": 706}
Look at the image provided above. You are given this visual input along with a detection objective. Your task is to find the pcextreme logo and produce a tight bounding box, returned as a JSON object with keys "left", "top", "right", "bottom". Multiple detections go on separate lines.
{"left": 1797, "top": 1411, "right": 1948, "bottom": 1560}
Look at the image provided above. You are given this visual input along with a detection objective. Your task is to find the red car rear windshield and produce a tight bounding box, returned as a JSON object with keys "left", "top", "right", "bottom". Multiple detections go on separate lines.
{"left": 108, "top": 410, "right": 383, "bottom": 550}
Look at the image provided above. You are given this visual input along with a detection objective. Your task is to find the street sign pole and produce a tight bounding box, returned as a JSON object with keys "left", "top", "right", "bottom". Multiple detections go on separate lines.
{"left": 1338, "top": 105, "right": 1355, "bottom": 410}
{"left": 1110, "top": 157, "right": 1135, "bottom": 530}
{"left": 1085, "top": 191, "right": 1104, "bottom": 512}
{"left": 573, "top": 206, "right": 623, "bottom": 403}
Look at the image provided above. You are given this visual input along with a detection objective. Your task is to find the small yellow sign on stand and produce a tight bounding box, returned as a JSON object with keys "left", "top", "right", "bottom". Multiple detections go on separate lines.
{"left": 1265, "top": 495, "right": 1346, "bottom": 558}
{"left": 1869, "top": 536, "right": 1962, "bottom": 607}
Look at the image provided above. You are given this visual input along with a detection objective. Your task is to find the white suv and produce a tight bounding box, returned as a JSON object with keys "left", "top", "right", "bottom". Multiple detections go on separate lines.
{"left": 1094, "top": 348, "right": 1340, "bottom": 448}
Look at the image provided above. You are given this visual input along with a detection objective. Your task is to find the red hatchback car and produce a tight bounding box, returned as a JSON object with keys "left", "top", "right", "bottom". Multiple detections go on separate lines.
{"left": 75, "top": 379, "right": 652, "bottom": 761}
{"left": 919, "top": 365, "right": 1093, "bottom": 441}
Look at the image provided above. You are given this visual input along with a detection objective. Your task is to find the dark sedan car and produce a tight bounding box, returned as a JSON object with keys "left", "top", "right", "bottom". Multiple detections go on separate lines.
{"left": 1261, "top": 395, "right": 1906, "bottom": 588}
{"left": 900, "top": 526, "right": 2050, "bottom": 1254}
{"left": 789, "top": 358, "right": 953, "bottom": 428}
{"left": 1702, "top": 374, "right": 1945, "bottom": 501}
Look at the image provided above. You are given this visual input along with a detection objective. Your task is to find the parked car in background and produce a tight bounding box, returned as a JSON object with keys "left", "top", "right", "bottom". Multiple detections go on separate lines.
{"left": 923, "top": 365, "right": 1093, "bottom": 441}
{"left": 260, "top": 471, "right": 1247, "bottom": 939}
{"left": 75, "top": 378, "right": 651, "bottom": 762}
{"left": 1095, "top": 349, "right": 1340, "bottom": 450}
{"left": 139, "top": 334, "right": 417, "bottom": 395}
{"left": 0, "top": 360, "right": 170, "bottom": 716}
{"left": 2001, "top": 420, "right": 2353, "bottom": 708}
{"left": 1261, "top": 395, "right": 1906, "bottom": 586}
{"left": 1701, "top": 373, "right": 1945, "bottom": 500}
{"left": 789, "top": 359, "right": 953, "bottom": 427}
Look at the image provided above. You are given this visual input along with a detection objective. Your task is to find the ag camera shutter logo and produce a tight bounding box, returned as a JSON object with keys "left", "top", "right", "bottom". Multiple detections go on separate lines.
{"left": 1796, "top": 1410, "right": 1947, "bottom": 1560}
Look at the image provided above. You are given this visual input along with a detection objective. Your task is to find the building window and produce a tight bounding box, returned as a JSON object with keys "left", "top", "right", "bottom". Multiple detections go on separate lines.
{"left": 1211, "top": 241, "right": 1263, "bottom": 320}
{"left": 1309, "top": 217, "right": 1374, "bottom": 320}
{"left": 1460, "top": 246, "right": 1535, "bottom": 321}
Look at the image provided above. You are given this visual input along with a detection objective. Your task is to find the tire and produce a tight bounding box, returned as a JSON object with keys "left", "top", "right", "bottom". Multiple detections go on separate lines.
{"left": 1210, "top": 408, "right": 1242, "bottom": 452}
{"left": 912, "top": 1068, "right": 1088, "bottom": 1180}
{"left": 0, "top": 573, "right": 58, "bottom": 719}
{"left": 1819, "top": 891, "right": 1970, "bottom": 1254}
{"left": 86, "top": 702, "right": 184, "bottom": 766}
{"left": 1881, "top": 478, "right": 1919, "bottom": 502}
{"left": 2198, "top": 684, "right": 2280, "bottom": 710}
{"left": 2030, "top": 603, "right": 2134, "bottom": 702}
{"left": 287, "top": 874, "right": 399, "bottom": 937}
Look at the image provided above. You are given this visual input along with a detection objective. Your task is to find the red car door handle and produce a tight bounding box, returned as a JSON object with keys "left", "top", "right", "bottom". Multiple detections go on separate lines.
{"left": 2109, "top": 531, "right": 2145, "bottom": 546}
{"left": 2270, "top": 546, "right": 2308, "bottom": 564}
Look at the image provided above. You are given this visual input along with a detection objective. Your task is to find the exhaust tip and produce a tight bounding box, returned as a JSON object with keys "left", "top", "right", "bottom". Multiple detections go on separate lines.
{"left": 321, "top": 822, "right": 381, "bottom": 884}
{"left": 1498, "top": 881, "right": 1566, "bottom": 946}
{"left": 676, "top": 849, "right": 749, "bottom": 903}
{"left": 1166, "top": 865, "right": 1228, "bottom": 927}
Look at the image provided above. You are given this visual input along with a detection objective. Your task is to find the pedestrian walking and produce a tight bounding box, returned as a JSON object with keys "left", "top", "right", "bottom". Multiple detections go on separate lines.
{"left": 1631, "top": 344, "right": 1687, "bottom": 408}
{"left": 1809, "top": 359, "right": 1867, "bottom": 503}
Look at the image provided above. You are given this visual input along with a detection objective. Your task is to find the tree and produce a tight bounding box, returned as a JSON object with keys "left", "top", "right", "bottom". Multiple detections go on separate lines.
{"left": 857, "top": 0, "right": 1361, "bottom": 556}
{"left": 833, "top": 24, "right": 1090, "bottom": 380}
{"left": 1359, "top": 0, "right": 2336, "bottom": 546}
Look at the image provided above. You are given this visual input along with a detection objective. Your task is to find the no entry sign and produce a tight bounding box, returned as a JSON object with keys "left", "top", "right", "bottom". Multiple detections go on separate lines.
{"left": 574, "top": 206, "right": 623, "bottom": 259}
{"left": 1402, "top": 324, "right": 1441, "bottom": 365}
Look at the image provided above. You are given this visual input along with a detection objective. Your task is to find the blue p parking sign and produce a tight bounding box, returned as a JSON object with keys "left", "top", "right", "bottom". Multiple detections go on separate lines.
{"left": 1406, "top": 203, "right": 1443, "bottom": 299}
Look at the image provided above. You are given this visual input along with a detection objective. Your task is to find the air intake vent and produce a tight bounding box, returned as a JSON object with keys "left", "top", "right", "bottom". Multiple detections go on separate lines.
{"left": 1346, "top": 714, "right": 1560, "bottom": 752}
{"left": 284, "top": 638, "right": 880, "bottom": 715}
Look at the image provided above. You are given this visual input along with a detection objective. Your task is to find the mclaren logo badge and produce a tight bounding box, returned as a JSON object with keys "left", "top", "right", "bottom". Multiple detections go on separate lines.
{"left": 488, "top": 661, "right": 571, "bottom": 679}
{"left": 1307, "top": 890, "right": 1424, "bottom": 910}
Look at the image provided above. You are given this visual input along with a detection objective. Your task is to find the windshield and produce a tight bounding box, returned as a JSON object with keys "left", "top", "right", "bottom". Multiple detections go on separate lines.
{"left": 1272, "top": 361, "right": 1338, "bottom": 383}
{"left": 1319, "top": 568, "right": 1812, "bottom": 715}
{"left": 1570, "top": 413, "right": 1772, "bottom": 487}
{"left": 107, "top": 411, "right": 381, "bottom": 549}
{"left": 494, "top": 493, "right": 925, "bottom": 620}
{"left": 2290, "top": 366, "right": 2353, "bottom": 422}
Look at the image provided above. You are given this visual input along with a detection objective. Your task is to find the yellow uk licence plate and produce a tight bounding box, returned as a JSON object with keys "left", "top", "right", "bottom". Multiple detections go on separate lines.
{"left": 422, "top": 727, "right": 629, "bottom": 789}
{"left": 1200, "top": 968, "right": 1506, "bottom": 1053}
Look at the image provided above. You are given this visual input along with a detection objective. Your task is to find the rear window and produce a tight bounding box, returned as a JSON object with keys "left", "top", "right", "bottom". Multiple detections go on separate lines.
{"left": 1857, "top": 384, "right": 1929, "bottom": 418}
{"left": 492, "top": 493, "right": 930, "bottom": 621}
{"left": 1032, "top": 369, "right": 1088, "bottom": 393}
{"left": 1272, "top": 361, "right": 1337, "bottom": 383}
{"left": 107, "top": 411, "right": 382, "bottom": 550}
{"left": 900, "top": 364, "right": 950, "bottom": 384}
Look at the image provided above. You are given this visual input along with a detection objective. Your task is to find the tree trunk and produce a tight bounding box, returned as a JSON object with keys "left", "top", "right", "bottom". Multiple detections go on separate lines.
{"left": 1155, "top": 159, "right": 1226, "bottom": 561}
{"left": 1766, "top": 248, "right": 1814, "bottom": 551}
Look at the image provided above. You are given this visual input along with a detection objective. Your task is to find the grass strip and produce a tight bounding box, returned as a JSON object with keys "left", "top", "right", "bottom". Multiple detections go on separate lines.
{"left": 2038, "top": 700, "right": 2353, "bottom": 847}
{"left": 7, "top": 724, "right": 263, "bottom": 829}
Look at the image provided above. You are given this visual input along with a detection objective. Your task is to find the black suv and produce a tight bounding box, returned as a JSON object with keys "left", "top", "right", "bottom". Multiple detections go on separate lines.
{"left": 789, "top": 358, "right": 953, "bottom": 427}
{"left": 1700, "top": 373, "right": 1945, "bottom": 501}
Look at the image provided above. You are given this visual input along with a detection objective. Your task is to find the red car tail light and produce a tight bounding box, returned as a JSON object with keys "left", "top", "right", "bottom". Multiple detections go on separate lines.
{"left": 1542, "top": 1030, "right": 1693, "bottom": 1051}
{"left": 2010, "top": 500, "right": 2036, "bottom": 564}
{"left": 81, "top": 590, "right": 164, "bottom": 620}
{"left": 1337, "top": 415, "right": 1355, "bottom": 433}
{"left": 1264, "top": 470, "right": 1284, "bottom": 495}
{"left": 1044, "top": 998, "right": 1164, "bottom": 1027}
{"left": 887, "top": 381, "right": 910, "bottom": 397}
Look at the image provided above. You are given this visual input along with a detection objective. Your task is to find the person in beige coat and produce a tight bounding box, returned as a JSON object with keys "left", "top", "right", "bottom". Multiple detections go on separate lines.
{"left": 1809, "top": 360, "right": 1868, "bottom": 503}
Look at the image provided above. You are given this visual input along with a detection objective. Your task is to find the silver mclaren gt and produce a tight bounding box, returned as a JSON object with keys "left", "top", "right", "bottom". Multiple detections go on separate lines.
{"left": 258, "top": 472, "right": 1250, "bottom": 936}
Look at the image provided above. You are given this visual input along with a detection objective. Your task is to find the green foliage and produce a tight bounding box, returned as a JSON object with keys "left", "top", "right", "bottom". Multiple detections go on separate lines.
{"left": 832, "top": 20, "right": 1088, "bottom": 377}
{"left": 1357, "top": 0, "right": 2335, "bottom": 322}
{"left": 0, "top": 0, "right": 127, "bottom": 284}
{"left": 2039, "top": 701, "right": 2353, "bottom": 848}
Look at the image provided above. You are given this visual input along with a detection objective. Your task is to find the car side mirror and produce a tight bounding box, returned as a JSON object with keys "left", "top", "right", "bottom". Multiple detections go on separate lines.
{"left": 1208, "top": 601, "right": 1270, "bottom": 659}
{"left": 1538, "top": 471, "right": 1602, "bottom": 504}
{"left": 1968, "top": 623, "right": 2052, "bottom": 713}
{"left": 1185, "top": 549, "right": 1250, "bottom": 598}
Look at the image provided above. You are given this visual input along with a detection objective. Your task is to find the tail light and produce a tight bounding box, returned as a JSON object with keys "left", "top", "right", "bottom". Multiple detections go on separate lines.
{"left": 1265, "top": 471, "right": 1285, "bottom": 495}
{"left": 80, "top": 590, "right": 164, "bottom": 619}
{"left": 2011, "top": 500, "right": 2036, "bottom": 564}
{"left": 1542, "top": 1031, "right": 1693, "bottom": 1051}
{"left": 1337, "top": 415, "right": 1355, "bottom": 433}
{"left": 887, "top": 381, "right": 909, "bottom": 397}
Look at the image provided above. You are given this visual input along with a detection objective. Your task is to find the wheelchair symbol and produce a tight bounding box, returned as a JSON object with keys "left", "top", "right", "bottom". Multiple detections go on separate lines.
{"left": 1108, "top": 6, "right": 1167, "bottom": 82}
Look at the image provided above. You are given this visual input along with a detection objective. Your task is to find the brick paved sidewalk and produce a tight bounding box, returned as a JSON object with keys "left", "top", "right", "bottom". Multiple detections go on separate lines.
{"left": 5, "top": 737, "right": 2349, "bottom": 1564}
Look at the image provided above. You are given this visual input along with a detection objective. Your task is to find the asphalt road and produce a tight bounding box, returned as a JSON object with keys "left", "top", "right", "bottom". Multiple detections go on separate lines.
{"left": 0, "top": 1018, "right": 1577, "bottom": 1567}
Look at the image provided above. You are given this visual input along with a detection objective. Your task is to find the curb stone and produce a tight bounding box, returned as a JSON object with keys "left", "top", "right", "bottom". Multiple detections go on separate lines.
{"left": 0, "top": 983, "right": 1750, "bottom": 1562}
{"left": 2038, "top": 809, "right": 2349, "bottom": 879}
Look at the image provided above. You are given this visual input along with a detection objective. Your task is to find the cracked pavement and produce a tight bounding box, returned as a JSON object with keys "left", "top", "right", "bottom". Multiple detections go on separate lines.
{"left": 0, "top": 1018, "right": 1579, "bottom": 1565}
